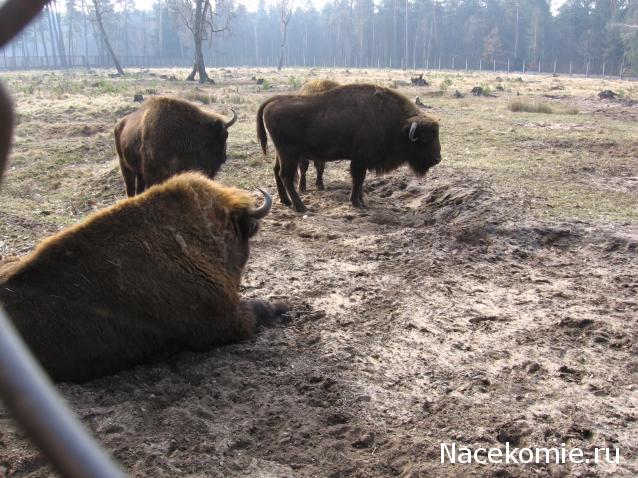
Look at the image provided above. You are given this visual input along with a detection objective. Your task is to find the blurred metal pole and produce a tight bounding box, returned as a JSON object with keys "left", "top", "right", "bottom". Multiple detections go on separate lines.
{"left": 0, "top": 307, "right": 127, "bottom": 478}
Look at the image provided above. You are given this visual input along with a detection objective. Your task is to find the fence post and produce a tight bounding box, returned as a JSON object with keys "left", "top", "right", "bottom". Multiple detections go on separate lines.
{"left": 479, "top": 58, "right": 482, "bottom": 71}
{"left": 438, "top": 57, "right": 441, "bottom": 70}
{"left": 586, "top": 58, "right": 590, "bottom": 78}
{"left": 465, "top": 57, "right": 468, "bottom": 71}
{"left": 523, "top": 60, "right": 526, "bottom": 74}
{"left": 569, "top": 61, "right": 572, "bottom": 76}
{"left": 451, "top": 56, "right": 455, "bottom": 69}
{"left": 507, "top": 58, "right": 510, "bottom": 73}
{"left": 538, "top": 60, "right": 541, "bottom": 73}
{"left": 620, "top": 61, "right": 624, "bottom": 80}
{"left": 602, "top": 62, "right": 605, "bottom": 78}
{"left": 553, "top": 59, "right": 557, "bottom": 74}
{"left": 493, "top": 58, "right": 496, "bottom": 72}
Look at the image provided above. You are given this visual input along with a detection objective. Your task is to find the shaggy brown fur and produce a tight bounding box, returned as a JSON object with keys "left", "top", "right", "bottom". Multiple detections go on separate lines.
{"left": 296, "top": 79, "right": 341, "bottom": 193}
{"left": 257, "top": 83, "right": 442, "bottom": 212}
{"left": 114, "top": 97, "right": 236, "bottom": 197}
{"left": 0, "top": 173, "right": 285, "bottom": 382}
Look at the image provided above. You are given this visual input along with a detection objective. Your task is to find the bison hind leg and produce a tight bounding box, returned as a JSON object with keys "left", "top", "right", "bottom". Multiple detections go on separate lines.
{"left": 274, "top": 155, "right": 292, "bottom": 206}
{"left": 279, "top": 154, "right": 307, "bottom": 212}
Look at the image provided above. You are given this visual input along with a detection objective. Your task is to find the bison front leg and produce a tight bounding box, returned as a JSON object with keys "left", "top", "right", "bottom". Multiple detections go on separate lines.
{"left": 349, "top": 161, "right": 367, "bottom": 208}
{"left": 136, "top": 174, "right": 146, "bottom": 195}
{"left": 315, "top": 161, "right": 326, "bottom": 191}
{"left": 274, "top": 155, "right": 292, "bottom": 206}
{"left": 119, "top": 159, "right": 137, "bottom": 197}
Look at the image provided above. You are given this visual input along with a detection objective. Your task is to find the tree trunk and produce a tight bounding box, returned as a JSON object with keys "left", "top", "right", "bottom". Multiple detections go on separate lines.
{"left": 186, "top": 0, "right": 209, "bottom": 82}
{"left": 277, "top": 24, "right": 287, "bottom": 70}
{"left": 45, "top": 5, "right": 58, "bottom": 66}
{"left": 38, "top": 16, "right": 49, "bottom": 66}
{"left": 81, "top": 0, "right": 89, "bottom": 69}
{"left": 92, "top": 0, "right": 124, "bottom": 74}
{"left": 52, "top": 2, "right": 67, "bottom": 66}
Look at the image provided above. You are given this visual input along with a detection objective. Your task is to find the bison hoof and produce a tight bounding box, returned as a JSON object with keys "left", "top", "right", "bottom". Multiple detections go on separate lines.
{"left": 294, "top": 203, "right": 308, "bottom": 213}
{"left": 279, "top": 196, "right": 293, "bottom": 206}
{"left": 298, "top": 182, "right": 307, "bottom": 193}
{"left": 316, "top": 182, "right": 325, "bottom": 191}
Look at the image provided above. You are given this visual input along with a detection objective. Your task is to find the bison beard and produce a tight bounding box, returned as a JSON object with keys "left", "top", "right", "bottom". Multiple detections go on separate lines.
{"left": 114, "top": 97, "right": 237, "bottom": 197}
{"left": 257, "top": 84, "right": 442, "bottom": 212}
{"left": 0, "top": 173, "right": 286, "bottom": 382}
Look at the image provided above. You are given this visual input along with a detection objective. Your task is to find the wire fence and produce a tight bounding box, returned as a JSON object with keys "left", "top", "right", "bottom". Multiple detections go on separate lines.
{"left": 0, "top": 54, "right": 635, "bottom": 80}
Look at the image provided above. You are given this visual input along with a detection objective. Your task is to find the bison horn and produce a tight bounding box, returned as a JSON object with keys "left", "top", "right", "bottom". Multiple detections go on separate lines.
{"left": 409, "top": 121, "right": 418, "bottom": 142}
{"left": 250, "top": 188, "right": 272, "bottom": 219}
{"left": 225, "top": 109, "right": 237, "bottom": 128}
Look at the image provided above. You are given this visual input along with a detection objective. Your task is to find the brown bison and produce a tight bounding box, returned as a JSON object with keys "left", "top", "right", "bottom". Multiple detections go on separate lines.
{"left": 114, "top": 96, "right": 237, "bottom": 196}
{"left": 257, "top": 83, "right": 442, "bottom": 212}
{"left": 297, "top": 79, "right": 340, "bottom": 193}
{"left": 0, "top": 173, "right": 286, "bottom": 382}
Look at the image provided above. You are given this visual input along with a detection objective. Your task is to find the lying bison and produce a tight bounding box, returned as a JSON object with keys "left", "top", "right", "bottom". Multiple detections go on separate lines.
{"left": 257, "top": 84, "right": 442, "bottom": 212}
{"left": 114, "top": 96, "right": 237, "bottom": 196}
{"left": 297, "top": 79, "right": 341, "bottom": 193}
{"left": 0, "top": 173, "right": 286, "bottom": 382}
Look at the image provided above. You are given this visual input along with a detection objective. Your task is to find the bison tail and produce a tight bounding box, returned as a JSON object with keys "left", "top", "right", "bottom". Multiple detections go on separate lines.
{"left": 256, "top": 98, "right": 274, "bottom": 156}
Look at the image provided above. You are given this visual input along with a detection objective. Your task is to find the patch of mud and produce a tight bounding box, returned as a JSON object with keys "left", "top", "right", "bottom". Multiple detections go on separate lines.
{"left": 1, "top": 170, "right": 638, "bottom": 476}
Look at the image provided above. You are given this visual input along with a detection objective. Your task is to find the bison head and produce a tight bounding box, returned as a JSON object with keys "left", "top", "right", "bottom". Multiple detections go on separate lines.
{"left": 230, "top": 188, "right": 272, "bottom": 269}
{"left": 200, "top": 109, "right": 237, "bottom": 178}
{"left": 402, "top": 115, "right": 442, "bottom": 176}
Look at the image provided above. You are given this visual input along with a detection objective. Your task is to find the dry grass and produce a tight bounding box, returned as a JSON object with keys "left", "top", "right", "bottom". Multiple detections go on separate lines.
{"left": 0, "top": 66, "right": 636, "bottom": 254}
{"left": 508, "top": 99, "right": 554, "bottom": 113}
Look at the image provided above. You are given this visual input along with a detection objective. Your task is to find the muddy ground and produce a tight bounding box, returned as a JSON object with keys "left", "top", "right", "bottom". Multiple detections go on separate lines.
{"left": 0, "top": 68, "right": 637, "bottom": 477}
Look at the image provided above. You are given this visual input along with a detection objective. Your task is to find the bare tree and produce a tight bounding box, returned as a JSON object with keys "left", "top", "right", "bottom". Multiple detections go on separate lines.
{"left": 171, "top": 0, "right": 233, "bottom": 83}
{"left": 91, "top": 0, "right": 124, "bottom": 74}
{"left": 276, "top": 0, "right": 293, "bottom": 71}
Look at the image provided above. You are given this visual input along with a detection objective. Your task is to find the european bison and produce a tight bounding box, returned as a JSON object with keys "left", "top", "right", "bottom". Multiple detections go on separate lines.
{"left": 0, "top": 173, "right": 286, "bottom": 382}
{"left": 257, "top": 84, "right": 442, "bottom": 212}
{"left": 114, "top": 96, "right": 237, "bottom": 196}
{"left": 297, "top": 79, "right": 341, "bottom": 193}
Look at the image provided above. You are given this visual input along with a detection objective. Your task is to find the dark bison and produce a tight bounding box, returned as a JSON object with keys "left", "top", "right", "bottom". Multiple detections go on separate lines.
{"left": 114, "top": 96, "right": 237, "bottom": 196}
{"left": 297, "top": 79, "right": 340, "bottom": 193}
{"left": 0, "top": 173, "right": 286, "bottom": 382}
{"left": 257, "top": 83, "right": 442, "bottom": 212}
{"left": 0, "top": 83, "right": 11, "bottom": 181}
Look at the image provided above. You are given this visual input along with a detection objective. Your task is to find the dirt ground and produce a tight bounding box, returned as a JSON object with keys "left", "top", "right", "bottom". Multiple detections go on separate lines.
{"left": 0, "top": 68, "right": 637, "bottom": 477}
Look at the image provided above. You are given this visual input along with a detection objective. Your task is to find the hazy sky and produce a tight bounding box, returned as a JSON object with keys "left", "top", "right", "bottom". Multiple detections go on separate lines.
{"left": 133, "top": 0, "right": 569, "bottom": 14}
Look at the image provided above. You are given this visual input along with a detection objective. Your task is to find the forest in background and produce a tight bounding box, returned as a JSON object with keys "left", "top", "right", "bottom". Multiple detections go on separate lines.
{"left": 1, "top": 0, "right": 637, "bottom": 77}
